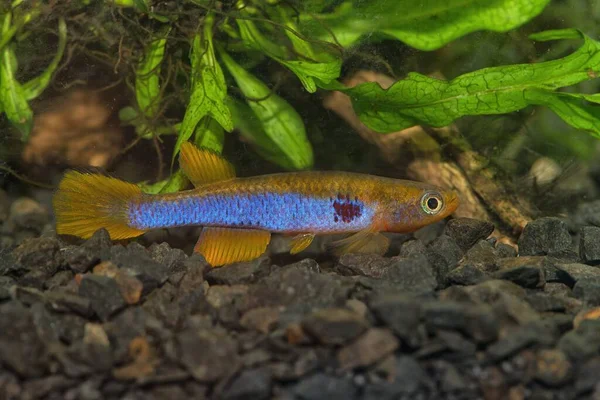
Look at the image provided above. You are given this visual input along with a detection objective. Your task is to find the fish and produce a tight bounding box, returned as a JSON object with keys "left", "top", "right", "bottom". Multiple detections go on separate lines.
{"left": 53, "top": 142, "right": 459, "bottom": 267}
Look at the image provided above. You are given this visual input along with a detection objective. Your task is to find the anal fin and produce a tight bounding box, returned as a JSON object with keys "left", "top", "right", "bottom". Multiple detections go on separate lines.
{"left": 290, "top": 233, "right": 315, "bottom": 254}
{"left": 328, "top": 229, "right": 390, "bottom": 257}
{"left": 179, "top": 142, "right": 236, "bottom": 187}
{"left": 194, "top": 227, "right": 271, "bottom": 267}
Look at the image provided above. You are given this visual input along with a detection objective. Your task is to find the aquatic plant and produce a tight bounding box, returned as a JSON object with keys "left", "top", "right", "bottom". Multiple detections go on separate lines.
{"left": 2, "top": 0, "right": 600, "bottom": 192}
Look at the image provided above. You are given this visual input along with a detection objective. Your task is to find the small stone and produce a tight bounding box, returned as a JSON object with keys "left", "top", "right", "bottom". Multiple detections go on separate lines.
{"left": 437, "top": 330, "right": 477, "bottom": 356}
{"left": 176, "top": 327, "right": 238, "bottom": 382}
{"left": 486, "top": 327, "right": 539, "bottom": 363}
{"left": 518, "top": 217, "right": 573, "bottom": 257}
{"left": 423, "top": 301, "right": 499, "bottom": 343}
{"left": 337, "top": 328, "right": 399, "bottom": 370}
{"left": 363, "top": 356, "right": 429, "bottom": 399}
{"left": 0, "top": 276, "right": 14, "bottom": 300}
{"left": 0, "top": 301, "right": 48, "bottom": 377}
{"left": 575, "top": 357, "right": 600, "bottom": 394}
{"left": 205, "top": 257, "right": 271, "bottom": 285}
{"left": 206, "top": 285, "right": 248, "bottom": 308}
{"left": 544, "top": 282, "right": 573, "bottom": 297}
{"left": 12, "top": 236, "right": 62, "bottom": 277}
{"left": 8, "top": 198, "right": 49, "bottom": 232}
{"left": 445, "top": 218, "right": 495, "bottom": 252}
{"left": 64, "top": 228, "right": 112, "bottom": 273}
{"left": 460, "top": 240, "right": 499, "bottom": 273}
{"left": 45, "top": 290, "right": 93, "bottom": 317}
{"left": 446, "top": 264, "right": 490, "bottom": 286}
{"left": 497, "top": 243, "right": 518, "bottom": 258}
{"left": 222, "top": 368, "right": 272, "bottom": 400}
{"left": 427, "top": 234, "right": 464, "bottom": 274}
{"left": 45, "top": 270, "right": 74, "bottom": 290}
{"left": 10, "top": 285, "right": 45, "bottom": 305}
{"left": 580, "top": 226, "right": 600, "bottom": 264}
{"left": 301, "top": 307, "right": 369, "bottom": 345}
{"left": 240, "top": 307, "right": 280, "bottom": 334}
{"left": 78, "top": 275, "right": 127, "bottom": 321}
{"left": 534, "top": 349, "right": 572, "bottom": 387}
{"left": 93, "top": 261, "right": 143, "bottom": 305}
{"left": 293, "top": 373, "right": 358, "bottom": 400}
{"left": 493, "top": 265, "right": 545, "bottom": 288}
{"left": 525, "top": 293, "right": 567, "bottom": 313}
{"left": 573, "top": 277, "right": 600, "bottom": 306}
{"left": 370, "top": 295, "right": 423, "bottom": 348}
{"left": 22, "top": 375, "right": 76, "bottom": 399}
{"left": 558, "top": 320, "right": 600, "bottom": 361}
{"left": 554, "top": 263, "right": 600, "bottom": 286}
{"left": 148, "top": 242, "right": 187, "bottom": 272}
{"left": 438, "top": 361, "right": 467, "bottom": 392}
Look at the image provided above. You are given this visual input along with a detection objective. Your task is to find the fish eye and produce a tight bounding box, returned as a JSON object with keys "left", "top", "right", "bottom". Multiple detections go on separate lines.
{"left": 421, "top": 192, "right": 443, "bottom": 215}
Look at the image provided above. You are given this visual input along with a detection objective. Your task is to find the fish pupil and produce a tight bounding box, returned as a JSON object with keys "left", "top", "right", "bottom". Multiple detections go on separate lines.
{"left": 427, "top": 197, "right": 439, "bottom": 210}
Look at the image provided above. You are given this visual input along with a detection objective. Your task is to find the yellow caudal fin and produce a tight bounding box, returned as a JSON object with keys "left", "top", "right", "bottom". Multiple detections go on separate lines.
{"left": 53, "top": 171, "right": 147, "bottom": 240}
{"left": 194, "top": 227, "right": 271, "bottom": 267}
{"left": 179, "top": 142, "right": 236, "bottom": 187}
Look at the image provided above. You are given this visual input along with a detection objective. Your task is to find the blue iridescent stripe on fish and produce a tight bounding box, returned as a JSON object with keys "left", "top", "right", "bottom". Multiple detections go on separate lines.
{"left": 127, "top": 192, "right": 376, "bottom": 232}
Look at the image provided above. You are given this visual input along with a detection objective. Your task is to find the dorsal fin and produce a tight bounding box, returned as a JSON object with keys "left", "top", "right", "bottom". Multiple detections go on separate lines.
{"left": 179, "top": 142, "right": 236, "bottom": 187}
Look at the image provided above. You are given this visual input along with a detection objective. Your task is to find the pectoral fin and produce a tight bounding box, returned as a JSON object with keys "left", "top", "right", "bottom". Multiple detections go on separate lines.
{"left": 194, "top": 227, "right": 271, "bottom": 267}
{"left": 179, "top": 142, "right": 236, "bottom": 187}
{"left": 290, "top": 233, "right": 315, "bottom": 254}
{"left": 328, "top": 229, "right": 390, "bottom": 257}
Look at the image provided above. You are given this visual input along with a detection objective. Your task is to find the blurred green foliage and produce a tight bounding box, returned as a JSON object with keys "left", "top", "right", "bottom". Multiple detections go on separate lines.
{"left": 2, "top": 0, "right": 600, "bottom": 192}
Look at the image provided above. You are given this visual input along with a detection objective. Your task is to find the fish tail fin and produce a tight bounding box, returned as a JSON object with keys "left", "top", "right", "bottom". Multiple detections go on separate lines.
{"left": 53, "top": 171, "right": 147, "bottom": 240}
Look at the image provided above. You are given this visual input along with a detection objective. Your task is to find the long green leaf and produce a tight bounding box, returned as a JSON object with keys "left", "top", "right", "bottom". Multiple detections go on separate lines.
{"left": 194, "top": 115, "right": 225, "bottom": 153}
{"left": 173, "top": 13, "right": 233, "bottom": 163}
{"left": 138, "top": 169, "right": 189, "bottom": 194}
{"left": 0, "top": 15, "right": 32, "bottom": 139}
{"left": 22, "top": 17, "right": 67, "bottom": 100}
{"left": 220, "top": 49, "right": 313, "bottom": 170}
{"left": 300, "top": 0, "right": 550, "bottom": 50}
{"left": 134, "top": 25, "right": 170, "bottom": 118}
{"left": 334, "top": 29, "right": 600, "bottom": 136}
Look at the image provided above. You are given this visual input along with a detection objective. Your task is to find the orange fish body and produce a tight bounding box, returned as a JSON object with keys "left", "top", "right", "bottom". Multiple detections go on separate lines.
{"left": 53, "top": 142, "right": 459, "bottom": 267}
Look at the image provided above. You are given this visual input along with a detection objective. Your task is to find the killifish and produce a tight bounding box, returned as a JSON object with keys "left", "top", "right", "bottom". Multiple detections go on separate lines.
{"left": 53, "top": 142, "right": 459, "bottom": 267}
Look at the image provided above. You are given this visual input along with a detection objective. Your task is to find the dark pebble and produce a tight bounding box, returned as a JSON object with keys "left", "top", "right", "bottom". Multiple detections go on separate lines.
{"left": 573, "top": 277, "right": 600, "bottom": 306}
{"left": 445, "top": 217, "right": 494, "bottom": 252}
{"left": 460, "top": 240, "right": 499, "bottom": 273}
{"left": 497, "top": 243, "right": 518, "bottom": 258}
{"left": 205, "top": 256, "right": 271, "bottom": 285}
{"left": 446, "top": 264, "right": 490, "bottom": 286}
{"left": 0, "top": 276, "right": 14, "bottom": 300}
{"left": 22, "top": 375, "right": 76, "bottom": 399}
{"left": 486, "top": 326, "right": 539, "bottom": 363}
{"left": 363, "top": 356, "right": 429, "bottom": 399}
{"left": 554, "top": 262, "right": 600, "bottom": 287}
{"left": 148, "top": 242, "right": 188, "bottom": 273}
{"left": 518, "top": 217, "right": 573, "bottom": 257}
{"left": 580, "top": 226, "right": 600, "bottom": 264}
{"left": 222, "top": 368, "right": 272, "bottom": 400}
{"left": 64, "top": 229, "right": 112, "bottom": 273}
{"left": 558, "top": 320, "right": 600, "bottom": 361}
{"left": 176, "top": 327, "right": 239, "bottom": 382}
{"left": 493, "top": 264, "right": 545, "bottom": 288}
{"left": 423, "top": 301, "right": 499, "bottom": 343}
{"left": 12, "top": 236, "right": 62, "bottom": 277}
{"left": 293, "top": 373, "right": 358, "bottom": 400}
{"left": 78, "top": 275, "right": 126, "bottom": 321}
{"left": 525, "top": 292, "right": 568, "bottom": 313}
{"left": 8, "top": 198, "right": 49, "bottom": 233}
{"left": 301, "top": 307, "right": 369, "bottom": 345}
{"left": 370, "top": 295, "right": 423, "bottom": 348}
{"left": 0, "top": 301, "right": 49, "bottom": 377}
{"left": 575, "top": 357, "right": 600, "bottom": 394}
{"left": 45, "top": 290, "right": 93, "bottom": 317}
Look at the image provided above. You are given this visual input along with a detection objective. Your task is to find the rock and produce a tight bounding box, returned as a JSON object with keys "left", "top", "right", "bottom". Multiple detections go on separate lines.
{"left": 558, "top": 320, "right": 600, "bottom": 361}
{"left": 493, "top": 264, "right": 545, "bottom": 288}
{"left": 206, "top": 285, "right": 248, "bottom": 308}
{"left": 486, "top": 325, "right": 540, "bottom": 363}
{"left": 0, "top": 301, "right": 48, "bottom": 377}
{"left": 78, "top": 275, "right": 126, "bottom": 321}
{"left": 460, "top": 240, "right": 499, "bottom": 273}
{"left": 92, "top": 261, "right": 144, "bottom": 305}
{"left": 45, "top": 270, "right": 74, "bottom": 290}
{"left": 573, "top": 278, "right": 600, "bottom": 306}
{"left": 445, "top": 218, "right": 495, "bottom": 252}
{"left": 337, "top": 328, "right": 399, "bottom": 370}
{"left": 10, "top": 285, "right": 45, "bottom": 305}
{"left": 301, "top": 307, "right": 369, "bottom": 345}
{"left": 176, "top": 255, "right": 206, "bottom": 295}
{"left": 423, "top": 301, "right": 499, "bottom": 343}
{"left": 45, "top": 290, "right": 93, "bottom": 317}
{"left": 240, "top": 307, "right": 280, "bottom": 334}
{"left": 437, "top": 329, "right": 477, "bottom": 356}
{"left": 525, "top": 293, "right": 568, "bottom": 313}
{"left": 575, "top": 357, "right": 600, "bottom": 394}
{"left": 554, "top": 263, "right": 600, "bottom": 287}
{"left": 0, "top": 276, "right": 14, "bottom": 300}
{"left": 22, "top": 375, "right": 76, "bottom": 399}
{"left": 241, "top": 261, "right": 353, "bottom": 313}
{"left": 12, "top": 236, "right": 62, "bottom": 277}
{"left": 518, "top": 217, "right": 573, "bottom": 257}
{"left": 437, "top": 361, "right": 467, "bottom": 392}
{"left": 148, "top": 242, "right": 187, "bottom": 273}
{"left": 222, "top": 368, "right": 272, "bottom": 400}
{"left": 176, "top": 327, "right": 238, "bottom": 382}
{"left": 205, "top": 257, "right": 271, "bottom": 285}
{"left": 293, "top": 373, "right": 358, "bottom": 400}
{"left": 497, "top": 243, "right": 518, "bottom": 258}
{"left": 363, "top": 356, "right": 430, "bottom": 399}
{"left": 534, "top": 349, "right": 572, "bottom": 387}
{"left": 64, "top": 229, "right": 112, "bottom": 273}
{"left": 428, "top": 234, "right": 463, "bottom": 272}
{"left": 370, "top": 295, "right": 423, "bottom": 348}
{"left": 8, "top": 198, "right": 49, "bottom": 233}
{"left": 580, "top": 226, "right": 600, "bottom": 265}
{"left": 446, "top": 264, "right": 490, "bottom": 286}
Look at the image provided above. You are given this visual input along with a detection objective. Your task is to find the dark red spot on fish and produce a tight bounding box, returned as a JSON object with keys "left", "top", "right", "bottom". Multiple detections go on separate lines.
{"left": 333, "top": 193, "right": 362, "bottom": 223}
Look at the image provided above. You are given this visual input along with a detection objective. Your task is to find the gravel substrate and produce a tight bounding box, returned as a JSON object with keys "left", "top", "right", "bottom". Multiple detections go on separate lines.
{"left": 2, "top": 188, "right": 600, "bottom": 400}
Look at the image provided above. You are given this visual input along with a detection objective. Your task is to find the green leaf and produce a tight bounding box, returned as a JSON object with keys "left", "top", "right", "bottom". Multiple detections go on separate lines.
{"left": 300, "top": 0, "right": 551, "bottom": 50}
{"left": 226, "top": 96, "right": 299, "bottom": 170}
{"left": 0, "top": 27, "right": 33, "bottom": 138}
{"left": 220, "top": 49, "right": 313, "bottom": 170}
{"left": 138, "top": 169, "right": 189, "bottom": 194}
{"left": 337, "top": 30, "right": 600, "bottom": 136}
{"left": 236, "top": 17, "right": 341, "bottom": 93}
{"left": 194, "top": 116, "right": 225, "bottom": 153}
{"left": 22, "top": 17, "right": 67, "bottom": 100}
{"left": 135, "top": 25, "right": 170, "bottom": 118}
{"left": 173, "top": 13, "right": 233, "bottom": 164}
